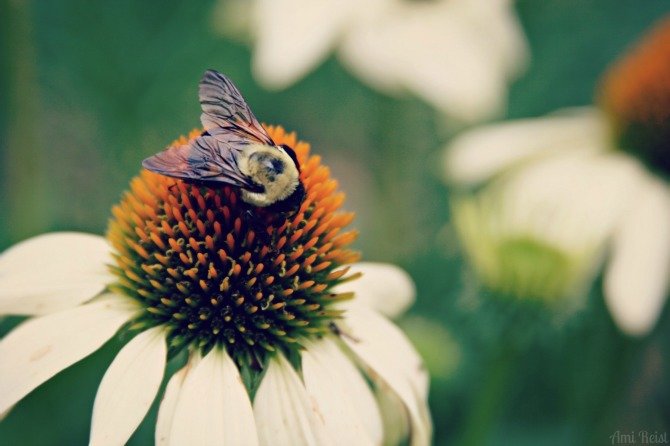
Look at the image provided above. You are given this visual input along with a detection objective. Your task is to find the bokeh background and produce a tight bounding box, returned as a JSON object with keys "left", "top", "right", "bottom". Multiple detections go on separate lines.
{"left": 1, "top": 0, "right": 669, "bottom": 445}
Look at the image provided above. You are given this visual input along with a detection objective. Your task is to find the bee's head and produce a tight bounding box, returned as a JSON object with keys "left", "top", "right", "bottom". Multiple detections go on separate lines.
{"left": 240, "top": 144, "right": 301, "bottom": 207}
{"left": 279, "top": 144, "right": 301, "bottom": 171}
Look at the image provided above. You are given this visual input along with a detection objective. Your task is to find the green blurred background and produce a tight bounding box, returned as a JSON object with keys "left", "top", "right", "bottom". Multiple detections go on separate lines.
{"left": 1, "top": 0, "right": 669, "bottom": 445}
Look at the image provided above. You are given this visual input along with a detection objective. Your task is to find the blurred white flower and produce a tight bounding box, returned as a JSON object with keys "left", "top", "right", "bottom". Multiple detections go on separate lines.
{"left": 444, "top": 108, "right": 670, "bottom": 336}
{"left": 339, "top": 0, "right": 528, "bottom": 122}
{"left": 217, "top": 0, "right": 529, "bottom": 122}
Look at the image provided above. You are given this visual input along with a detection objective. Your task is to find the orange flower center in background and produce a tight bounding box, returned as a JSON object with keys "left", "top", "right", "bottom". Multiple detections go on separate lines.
{"left": 107, "top": 126, "right": 360, "bottom": 367}
{"left": 598, "top": 16, "right": 670, "bottom": 175}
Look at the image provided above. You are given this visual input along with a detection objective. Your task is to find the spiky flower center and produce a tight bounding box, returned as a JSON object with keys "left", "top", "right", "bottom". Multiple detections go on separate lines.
{"left": 107, "top": 127, "right": 359, "bottom": 366}
{"left": 599, "top": 16, "right": 670, "bottom": 175}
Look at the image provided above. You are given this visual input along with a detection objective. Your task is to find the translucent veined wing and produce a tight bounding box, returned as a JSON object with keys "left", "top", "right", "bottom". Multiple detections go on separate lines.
{"left": 142, "top": 134, "right": 263, "bottom": 192}
{"left": 199, "top": 69, "right": 275, "bottom": 146}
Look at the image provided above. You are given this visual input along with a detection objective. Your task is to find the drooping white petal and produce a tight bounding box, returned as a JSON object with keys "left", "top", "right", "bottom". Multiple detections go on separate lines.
{"left": 0, "top": 295, "right": 137, "bottom": 415}
{"left": 302, "top": 337, "right": 383, "bottom": 444}
{"left": 453, "top": 151, "right": 648, "bottom": 300}
{"left": 339, "top": 306, "right": 431, "bottom": 446}
{"left": 497, "top": 152, "right": 646, "bottom": 254}
{"left": 169, "top": 349, "right": 258, "bottom": 445}
{"left": 335, "top": 262, "right": 415, "bottom": 318}
{"left": 251, "top": 0, "right": 353, "bottom": 89}
{"left": 605, "top": 178, "right": 670, "bottom": 336}
{"left": 254, "top": 353, "right": 331, "bottom": 445}
{"left": 90, "top": 326, "right": 167, "bottom": 446}
{"left": 155, "top": 358, "right": 198, "bottom": 446}
{"left": 375, "top": 382, "right": 410, "bottom": 446}
{"left": 443, "top": 108, "right": 608, "bottom": 186}
{"left": 0, "top": 232, "right": 114, "bottom": 315}
{"left": 155, "top": 371, "right": 185, "bottom": 446}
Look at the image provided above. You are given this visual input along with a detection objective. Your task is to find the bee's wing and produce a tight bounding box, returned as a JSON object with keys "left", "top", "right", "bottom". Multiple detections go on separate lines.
{"left": 199, "top": 69, "right": 275, "bottom": 146}
{"left": 142, "top": 134, "right": 262, "bottom": 191}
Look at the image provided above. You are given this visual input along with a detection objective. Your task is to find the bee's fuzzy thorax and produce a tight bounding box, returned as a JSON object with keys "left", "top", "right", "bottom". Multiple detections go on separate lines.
{"left": 238, "top": 144, "right": 300, "bottom": 207}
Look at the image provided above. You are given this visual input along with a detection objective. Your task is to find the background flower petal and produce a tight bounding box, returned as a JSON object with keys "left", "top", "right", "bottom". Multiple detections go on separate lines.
{"left": 496, "top": 152, "right": 646, "bottom": 253}
{"left": 466, "top": 0, "right": 529, "bottom": 78}
{"left": 251, "top": 0, "right": 353, "bottom": 89}
{"left": 89, "top": 326, "right": 167, "bottom": 446}
{"left": 339, "top": 0, "right": 528, "bottom": 122}
{"left": 0, "top": 232, "right": 114, "bottom": 315}
{"left": 443, "top": 108, "right": 608, "bottom": 186}
{"left": 254, "top": 353, "right": 331, "bottom": 445}
{"left": 0, "top": 295, "right": 137, "bottom": 415}
{"left": 604, "top": 177, "right": 670, "bottom": 336}
{"left": 169, "top": 348, "right": 258, "bottom": 445}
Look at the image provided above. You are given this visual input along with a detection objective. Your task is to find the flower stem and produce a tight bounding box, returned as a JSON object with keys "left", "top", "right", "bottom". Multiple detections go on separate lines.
{"left": 458, "top": 348, "right": 518, "bottom": 446}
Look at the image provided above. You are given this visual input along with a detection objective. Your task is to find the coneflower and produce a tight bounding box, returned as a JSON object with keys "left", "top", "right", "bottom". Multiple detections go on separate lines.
{"left": 443, "top": 16, "right": 670, "bottom": 336}
{"left": 0, "top": 126, "right": 431, "bottom": 445}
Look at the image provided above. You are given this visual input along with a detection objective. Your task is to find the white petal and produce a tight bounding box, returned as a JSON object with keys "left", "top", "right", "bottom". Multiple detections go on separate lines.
{"left": 453, "top": 152, "right": 648, "bottom": 300}
{"left": 392, "top": 2, "right": 507, "bottom": 121}
{"left": 497, "top": 152, "right": 646, "bottom": 254}
{"left": 336, "top": 262, "right": 415, "bottom": 318}
{"left": 340, "top": 0, "right": 528, "bottom": 122}
{"left": 155, "top": 362, "right": 193, "bottom": 446}
{"left": 254, "top": 353, "right": 331, "bottom": 445}
{"left": 0, "top": 295, "right": 137, "bottom": 414}
{"left": 302, "top": 337, "right": 383, "bottom": 444}
{"left": 443, "top": 108, "right": 608, "bottom": 186}
{"left": 339, "top": 306, "right": 431, "bottom": 446}
{"left": 251, "top": 0, "right": 353, "bottom": 89}
{"left": 0, "top": 232, "right": 114, "bottom": 315}
{"left": 459, "top": 0, "right": 529, "bottom": 78}
{"left": 375, "top": 383, "right": 409, "bottom": 446}
{"left": 605, "top": 178, "right": 670, "bottom": 336}
{"left": 337, "top": 8, "right": 406, "bottom": 94}
{"left": 169, "top": 349, "right": 258, "bottom": 445}
{"left": 90, "top": 326, "right": 167, "bottom": 446}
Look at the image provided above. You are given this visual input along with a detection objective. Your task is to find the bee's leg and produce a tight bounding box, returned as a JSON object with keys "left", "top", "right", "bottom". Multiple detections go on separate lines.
{"left": 329, "top": 321, "right": 360, "bottom": 343}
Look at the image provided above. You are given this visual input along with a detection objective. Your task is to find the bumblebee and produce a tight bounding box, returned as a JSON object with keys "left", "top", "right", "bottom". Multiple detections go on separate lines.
{"left": 143, "top": 69, "right": 305, "bottom": 216}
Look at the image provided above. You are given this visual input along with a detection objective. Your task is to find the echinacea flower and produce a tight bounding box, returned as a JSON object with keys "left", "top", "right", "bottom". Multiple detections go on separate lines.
{"left": 216, "top": 0, "right": 528, "bottom": 122}
{"left": 442, "top": 17, "right": 670, "bottom": 335}
{"left": 445, "top": 107, "right": 669, "bottom": 335}
{"left": 0, "top": 126, "right": 431, "bottom": 445}
{"left": 449, "top": 133, "right": 647, "bottom": 305}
